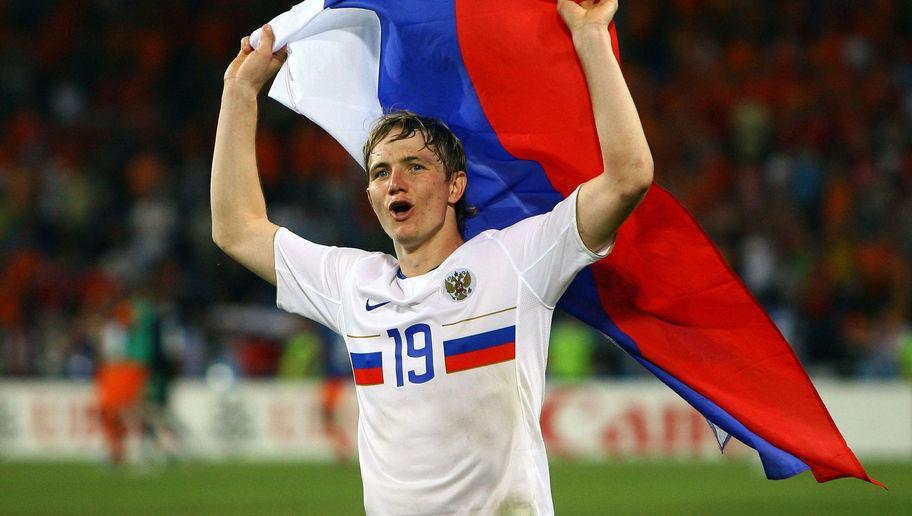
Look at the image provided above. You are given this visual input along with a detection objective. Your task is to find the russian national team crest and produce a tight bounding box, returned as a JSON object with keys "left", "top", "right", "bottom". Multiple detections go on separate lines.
{"left": 443, "top": 269, "right": 475, "bottom": 301}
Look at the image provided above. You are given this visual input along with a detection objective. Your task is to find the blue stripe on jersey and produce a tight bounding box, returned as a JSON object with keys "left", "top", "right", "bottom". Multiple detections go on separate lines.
{"left": 443, "top": 326, "right": 516, "bottom": 356}
{"left": 351, "top": 351, "right": 383, "bottom": 369}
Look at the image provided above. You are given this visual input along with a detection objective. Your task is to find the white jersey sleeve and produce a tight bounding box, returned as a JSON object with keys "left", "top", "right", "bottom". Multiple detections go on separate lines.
{"left": 273, "top": 227, "right": 372, "bottom": 334}
{"left": 494, "top": 186, "right": 613, "bottom": 307}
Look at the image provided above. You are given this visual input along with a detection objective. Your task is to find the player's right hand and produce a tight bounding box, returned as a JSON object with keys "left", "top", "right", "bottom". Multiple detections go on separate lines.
{"left": 223, "top": 24, "right": 288, "bottom": 93}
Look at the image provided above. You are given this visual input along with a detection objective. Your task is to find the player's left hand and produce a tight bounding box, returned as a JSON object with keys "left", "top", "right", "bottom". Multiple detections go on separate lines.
{"left": 557, "top": 0, "right": 618, "bottom": 34}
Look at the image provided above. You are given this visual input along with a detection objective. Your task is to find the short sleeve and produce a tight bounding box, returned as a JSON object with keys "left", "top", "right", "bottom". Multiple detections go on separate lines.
{"left": 274, "top": 227, "right": 370, "bottom": 334}
{"left": 494, "top": 186, "right": 613, "bottom": 307}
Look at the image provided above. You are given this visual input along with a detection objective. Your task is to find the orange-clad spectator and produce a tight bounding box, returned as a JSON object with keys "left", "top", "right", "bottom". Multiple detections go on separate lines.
{"left": 95, "top": 298, "right": 150, "bottom": 465}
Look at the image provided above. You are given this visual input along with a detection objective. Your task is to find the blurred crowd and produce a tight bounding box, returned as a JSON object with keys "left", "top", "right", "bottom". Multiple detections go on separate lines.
{"left": 0, "top": 1, "right": 910, "bottom": 382}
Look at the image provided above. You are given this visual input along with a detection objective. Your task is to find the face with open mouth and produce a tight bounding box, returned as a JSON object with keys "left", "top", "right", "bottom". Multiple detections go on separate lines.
{"left": 366, "top": 132, "right": 464, "bottom": 251}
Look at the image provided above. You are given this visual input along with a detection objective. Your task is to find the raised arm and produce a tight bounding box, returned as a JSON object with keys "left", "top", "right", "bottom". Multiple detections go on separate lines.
{"left": 557, "top": 0, "right": 653, "bottom": 252}
{"left": 211, "top": 25, "right": 287, "bottom": 285}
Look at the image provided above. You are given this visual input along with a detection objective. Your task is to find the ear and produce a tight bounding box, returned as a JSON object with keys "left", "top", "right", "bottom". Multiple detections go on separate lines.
{"left": 448, "top": 170, "right": 467, "bottom": 204}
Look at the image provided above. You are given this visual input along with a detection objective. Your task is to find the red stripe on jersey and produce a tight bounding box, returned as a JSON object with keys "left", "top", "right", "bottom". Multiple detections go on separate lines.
{"left": 353, "top": 367, "right": 384, "bottom": 386}
{"left": 445, "top": 342, "right": 515, "bottom": 373}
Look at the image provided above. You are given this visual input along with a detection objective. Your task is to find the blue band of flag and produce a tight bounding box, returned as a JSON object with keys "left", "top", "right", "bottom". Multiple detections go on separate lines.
{"left": 351, "top": 351, "right": 382, "bottom": 369}
{"left": 444, "top": 326, "right": 516, "bottom": 356}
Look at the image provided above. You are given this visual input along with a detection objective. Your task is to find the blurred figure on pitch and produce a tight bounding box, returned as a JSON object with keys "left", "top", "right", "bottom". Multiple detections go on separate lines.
{"left": 138, "top": 263, "right": 186, "bottom": 463}
{"left": 319, "top": 330, "right": 358, "bottom": 460}
{"left": 278, "top": 320, "right": 355, "bottom": 460}
{"left": 547, "top": 313, "right": 596, "bottom": 381}
{"left": 95, "top": 294, "right": 148, "bottom": 466}
{"left": 139, "top": 294, "right": 184, "bottom": 463}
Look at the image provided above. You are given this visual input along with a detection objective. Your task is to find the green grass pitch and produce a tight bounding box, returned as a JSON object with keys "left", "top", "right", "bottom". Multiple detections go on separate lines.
{"left": 2, "top": 460, "right": 907, "bottom": 515}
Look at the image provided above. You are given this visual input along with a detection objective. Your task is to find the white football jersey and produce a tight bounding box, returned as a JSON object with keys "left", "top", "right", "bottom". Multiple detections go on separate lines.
{"left": 275, "top": 187, "right": 609, "bottom": 515}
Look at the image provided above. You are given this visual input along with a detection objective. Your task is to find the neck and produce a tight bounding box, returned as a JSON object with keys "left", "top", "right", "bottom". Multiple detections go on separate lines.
{"left": 394, "top": 226, "right": 464, "bottom": 277}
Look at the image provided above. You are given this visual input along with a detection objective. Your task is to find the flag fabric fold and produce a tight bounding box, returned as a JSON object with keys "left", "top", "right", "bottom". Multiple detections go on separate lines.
{"left": 250, "top": 0, "right": 879, "bottom": 486}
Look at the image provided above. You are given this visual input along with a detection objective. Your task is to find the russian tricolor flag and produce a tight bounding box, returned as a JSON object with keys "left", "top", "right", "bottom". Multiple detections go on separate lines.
{"left": 350, "top": 351, "right": 383, "bottom": 386}
{"left": 444, "top": 326, "right": 516, "bottom": 374}
{"left": 252, "top": 0, "right": 880, "bottom": 485}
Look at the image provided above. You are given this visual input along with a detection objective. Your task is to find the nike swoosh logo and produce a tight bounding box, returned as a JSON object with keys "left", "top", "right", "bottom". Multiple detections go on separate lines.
{"left": 365, "top": 299, "right": 391, "bottom": 312}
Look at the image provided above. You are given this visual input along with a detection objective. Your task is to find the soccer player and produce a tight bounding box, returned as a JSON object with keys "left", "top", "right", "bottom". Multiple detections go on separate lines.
{"left": 211, "top": 0, "right": 652, "bottom": 514}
